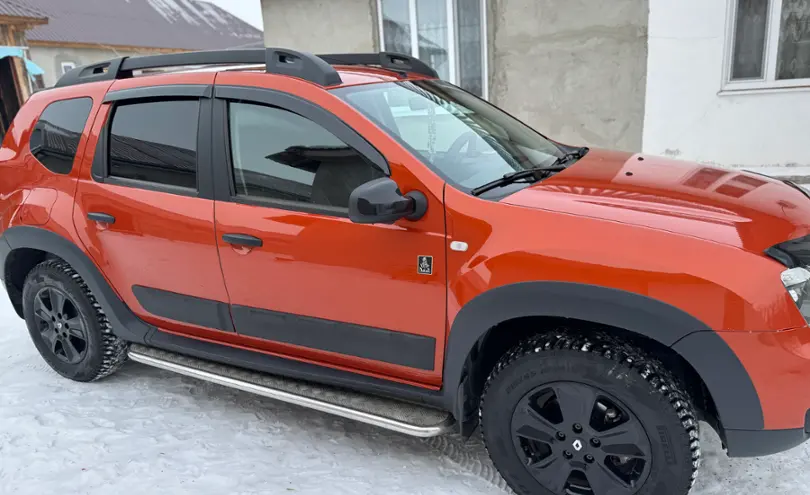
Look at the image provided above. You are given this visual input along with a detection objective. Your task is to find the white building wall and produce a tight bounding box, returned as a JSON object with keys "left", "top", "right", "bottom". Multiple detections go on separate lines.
{"left": 643, "top": 0, "right": 810, "bottom": 167}
{"left": 30, "top": 46, "right": 165, "bottom": 88}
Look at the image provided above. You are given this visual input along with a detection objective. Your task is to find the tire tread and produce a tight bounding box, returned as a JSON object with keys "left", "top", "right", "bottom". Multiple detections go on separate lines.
{"left": 480, "top": 330, "right": 701, "bottom": 494}
{"left": 26, "top": 259, "right": 128, "bottom": 381}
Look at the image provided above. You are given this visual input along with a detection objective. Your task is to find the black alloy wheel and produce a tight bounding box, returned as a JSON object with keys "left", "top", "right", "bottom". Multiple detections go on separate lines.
{"left": 32, "top": 286, "right": 89, "bottom": 364}
{"left": 480, "top": 332, "right": 700, "bottom": 495}
{"left": 22, "top": 259, "right": 128, "bottom": 381}
{"left": 511, "top": 383, "right": 652, "bottom": 494}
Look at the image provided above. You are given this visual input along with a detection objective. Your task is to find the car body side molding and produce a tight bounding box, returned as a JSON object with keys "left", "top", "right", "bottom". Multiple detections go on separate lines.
{"left": 1, "top": 226, "right": 153, "bottom": 344}
{"left": 231, "top": 305, "right": 436, "bottom": 371}
{"left": 132, "top": 285, "right": 234, "bottom": 332}
{"left": 442, "top": 281, "right": 765, "bottom": 431}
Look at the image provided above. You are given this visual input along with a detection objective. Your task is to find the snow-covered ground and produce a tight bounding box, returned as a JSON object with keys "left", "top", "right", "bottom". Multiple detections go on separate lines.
{"left": 1, "top": 294, "right": 808, "bottom": 495}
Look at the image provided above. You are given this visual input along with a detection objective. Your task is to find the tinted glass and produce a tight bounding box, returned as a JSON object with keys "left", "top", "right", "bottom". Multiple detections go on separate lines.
{"left": 228, "top": 102, "right": 384, "bottom": 209}
{"left": 108, "top": 100, "right": 199, "bottom": 189}
{"left": 32, "top": 97, "right": 93, "bottom": 174}
{"left": 333, "top": 80, "right": 564, "bottom": 190}
{"left": 731, "top": 0, "right": 769, "bottom": 80}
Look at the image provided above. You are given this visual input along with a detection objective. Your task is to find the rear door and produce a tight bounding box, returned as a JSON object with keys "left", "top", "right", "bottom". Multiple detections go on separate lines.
{"left": 73, "top": 74, "right": 232, "bottom": 335}
{"left": 211, "top": 73, "right": 447, "bottom": 386}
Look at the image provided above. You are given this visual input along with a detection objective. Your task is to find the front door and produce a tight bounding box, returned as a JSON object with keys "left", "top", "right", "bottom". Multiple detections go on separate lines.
{"left": 211, "top": 79, "right": 446, "bottom": 385}
{"left": 73, "top": 75, "right": 231, "bottom": 335}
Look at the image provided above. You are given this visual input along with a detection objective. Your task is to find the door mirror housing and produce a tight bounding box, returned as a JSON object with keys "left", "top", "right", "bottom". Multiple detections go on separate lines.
{"left": 348, "top": 177, "right": 427, "bottom": 224}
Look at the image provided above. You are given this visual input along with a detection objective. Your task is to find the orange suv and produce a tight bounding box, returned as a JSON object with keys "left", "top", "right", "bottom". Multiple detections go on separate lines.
{"left": 2, "top": 49, "right": 810, "bottom": 495}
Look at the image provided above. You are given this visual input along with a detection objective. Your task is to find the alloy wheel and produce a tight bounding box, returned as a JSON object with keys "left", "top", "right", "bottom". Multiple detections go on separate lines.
{"left": 32, "top": 286, "right": 88, "bottom": 364}
{"left": 510, "top": 382, "right": 653, "bottom": 494}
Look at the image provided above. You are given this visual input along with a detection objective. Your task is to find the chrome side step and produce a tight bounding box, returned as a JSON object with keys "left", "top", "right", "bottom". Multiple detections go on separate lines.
{"left": 128, "top": 344, "right": 455, "bottom": 438}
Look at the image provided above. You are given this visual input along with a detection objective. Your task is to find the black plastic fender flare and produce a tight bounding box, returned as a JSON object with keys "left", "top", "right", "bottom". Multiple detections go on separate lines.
{"left": 441, "top": 281, "right": 765, "bottom": 431}
{"left": 1, "top": 226, "right": 152, "bottom": 344}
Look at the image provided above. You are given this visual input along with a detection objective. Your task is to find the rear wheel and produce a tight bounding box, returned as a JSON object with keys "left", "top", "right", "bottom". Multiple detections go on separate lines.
{"left": 480, "top": 332, "right": 700, "bottom": 495}
{"left": 22, "top": 259, "right": 128, "bottom": 382}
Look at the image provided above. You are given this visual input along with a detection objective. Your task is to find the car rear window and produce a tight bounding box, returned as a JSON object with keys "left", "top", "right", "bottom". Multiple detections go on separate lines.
{"left": 30, "top": 97, "right": 93, "bottom": 174}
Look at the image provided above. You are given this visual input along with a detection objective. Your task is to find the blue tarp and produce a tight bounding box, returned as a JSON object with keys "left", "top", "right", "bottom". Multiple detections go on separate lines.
{"left": 0, "top": 47, "right": 45, "bottom": 76}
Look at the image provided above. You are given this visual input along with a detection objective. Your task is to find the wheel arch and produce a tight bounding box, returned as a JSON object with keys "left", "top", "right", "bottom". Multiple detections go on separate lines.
{"left": 1, "top": 226, "right": 152, "bottom": 343}
{"left": 442, "top": 281, "right": 764, "bottom": 434}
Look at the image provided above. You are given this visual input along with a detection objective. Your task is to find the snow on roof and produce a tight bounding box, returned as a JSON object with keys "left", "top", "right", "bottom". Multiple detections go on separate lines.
{"left": 23, "top": 0, "right": 262, "bottom": 50}
{"left": 0, "top": 0, "right": 48, "bottom": 21}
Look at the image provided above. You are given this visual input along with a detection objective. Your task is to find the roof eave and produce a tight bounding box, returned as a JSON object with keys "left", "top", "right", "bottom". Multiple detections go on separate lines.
{"left": 27, "top": 39, "right": 189, "bottom": 53}
{"left": 0, "top": 14, "right": 48, "bottom": 27}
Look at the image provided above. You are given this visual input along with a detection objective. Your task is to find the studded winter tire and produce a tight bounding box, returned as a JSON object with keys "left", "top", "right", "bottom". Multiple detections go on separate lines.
{"left": 480, "top": 332, "right": 700, "bottom": 495}
{"left": 22, "top": 259, "right": 128, "bottom": 382}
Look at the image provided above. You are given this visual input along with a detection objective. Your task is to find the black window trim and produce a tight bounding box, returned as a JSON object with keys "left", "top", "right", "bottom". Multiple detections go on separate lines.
{"left": 30, "top": 96, "right": 95, "bottom": 175}
{"left": 91, "top": 84, "right": 214, "bottom": 200}
{"left": 211, "top": 85, "right": 390, "bottom": 217}
{"left": 103, "top": 84, "right": 213, "bottom": 103}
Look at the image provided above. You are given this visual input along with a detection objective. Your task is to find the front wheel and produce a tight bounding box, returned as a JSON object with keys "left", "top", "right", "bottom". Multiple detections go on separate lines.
{"left": 480, "top": 332, "right": 700, "bottom": 495}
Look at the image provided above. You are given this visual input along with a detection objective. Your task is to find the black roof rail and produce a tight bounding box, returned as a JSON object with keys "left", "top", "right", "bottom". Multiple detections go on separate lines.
{"left": 55, "top": 57, "right": 127, "bottom": 88}
{"left": 54, "top": 48, "right": 437, "bottom": 89}
{"left": 317, "top": 52, "right": 439, "bottom": 79}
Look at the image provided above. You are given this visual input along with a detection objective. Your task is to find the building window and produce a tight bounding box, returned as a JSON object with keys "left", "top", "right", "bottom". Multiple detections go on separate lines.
{"left": 60, "top": 61, "right": 76, "bottom": 75}
{"left": 377, "top": 0, "right": 487, "bottom": 98}
{"left": 726, "top": 0, "right": 810, "bottom": 90}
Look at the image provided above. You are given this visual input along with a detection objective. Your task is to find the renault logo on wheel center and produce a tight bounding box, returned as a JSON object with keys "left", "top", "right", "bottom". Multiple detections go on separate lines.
{"left": 572, "top": 439, "right": 583, "bottom": 452}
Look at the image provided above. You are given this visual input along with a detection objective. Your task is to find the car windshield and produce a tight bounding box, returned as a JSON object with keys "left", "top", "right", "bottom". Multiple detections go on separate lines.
{"left": 331, "top": 80, "right": 565, "bottom": 191}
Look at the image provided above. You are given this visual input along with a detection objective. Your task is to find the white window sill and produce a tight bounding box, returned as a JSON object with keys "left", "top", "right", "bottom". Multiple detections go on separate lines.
{"left": 719, "top": 80, "right": 810, "bottom": 96}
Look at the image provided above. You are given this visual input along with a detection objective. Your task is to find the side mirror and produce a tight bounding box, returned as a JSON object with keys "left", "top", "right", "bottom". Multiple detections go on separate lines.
{"left": 348, "top": 177, "right": 427, "bottom": 224}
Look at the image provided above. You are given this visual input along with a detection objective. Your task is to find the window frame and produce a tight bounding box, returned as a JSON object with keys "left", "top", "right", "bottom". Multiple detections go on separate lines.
{"left": 91, "top": 84, "right": 214, "bottom": 199}
{"left": 60, "top": 61, "right": 76, "bottom": 75}
{"left": 376, "top": 0, "right": 489, "bottom": 99}
{"left": 723, "top": 0, "right": 810, "bottom": 93}
{"left": 211, "top": 85, "right": 391, "bottom": 218}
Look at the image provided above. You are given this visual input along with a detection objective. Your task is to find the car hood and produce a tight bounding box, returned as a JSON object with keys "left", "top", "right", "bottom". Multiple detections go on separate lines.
{"left": 503, "top": 148, "right": 810, "bottom": 253}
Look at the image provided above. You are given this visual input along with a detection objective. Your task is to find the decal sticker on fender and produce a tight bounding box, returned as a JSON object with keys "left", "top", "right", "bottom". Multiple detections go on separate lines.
{"left": 417, "top": 255, "right": 433, "bottom": 275}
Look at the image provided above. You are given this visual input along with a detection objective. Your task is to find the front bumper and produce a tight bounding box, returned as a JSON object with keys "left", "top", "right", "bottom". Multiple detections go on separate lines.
{"left": 718, "top": 325, "right": 810, "bottom": 456}
{"left": 725, "top": 422, "right": 809, "bottom": 457}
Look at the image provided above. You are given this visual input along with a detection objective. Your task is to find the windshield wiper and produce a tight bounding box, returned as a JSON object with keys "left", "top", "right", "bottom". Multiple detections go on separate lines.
{"left": 551, "top": 146, "right": 590, "bottom": 167}
{"left": 469, "top": 147, "right": 589, "bottom": 197}
{"left": 470, "top": 166, "right": 568, "bottom": 196}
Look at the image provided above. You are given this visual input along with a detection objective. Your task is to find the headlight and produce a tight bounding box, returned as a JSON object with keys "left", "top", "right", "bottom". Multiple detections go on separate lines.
{"left": 781, "top": 267, "right": 810, "bottom": 320}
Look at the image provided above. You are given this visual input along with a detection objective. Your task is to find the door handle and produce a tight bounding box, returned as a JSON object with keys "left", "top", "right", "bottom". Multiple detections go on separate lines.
{"left": 87, "top": 212, "right": 115, "bottom": 224}
{"left": 222, "top": 233, "right": 263, "bottom": 248}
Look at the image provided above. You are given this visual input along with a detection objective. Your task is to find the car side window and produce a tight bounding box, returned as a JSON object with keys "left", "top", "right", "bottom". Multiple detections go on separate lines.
{"left": 227, "top": 102, "right": 384, "bottom": 209}
{"left": 108, "top": 99, "right": 199, "bottom": 189}
{"left": 30, "top": 97, "right": 93, "bottom": 175}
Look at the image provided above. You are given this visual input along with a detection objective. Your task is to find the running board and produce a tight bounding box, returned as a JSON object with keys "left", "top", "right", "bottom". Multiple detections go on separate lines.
{"left": 128, "top": 344, "right": 455, "bottom": 438}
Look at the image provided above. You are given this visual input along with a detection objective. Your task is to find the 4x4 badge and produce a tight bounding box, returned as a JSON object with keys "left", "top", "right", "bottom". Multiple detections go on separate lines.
{"left": 417, "top": 255, "right": 433, "bottom": 275}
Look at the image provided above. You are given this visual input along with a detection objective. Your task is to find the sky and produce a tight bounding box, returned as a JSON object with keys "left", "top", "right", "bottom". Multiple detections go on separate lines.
{"left": 208, "top": 0, "right": 263, "bottom": 30}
